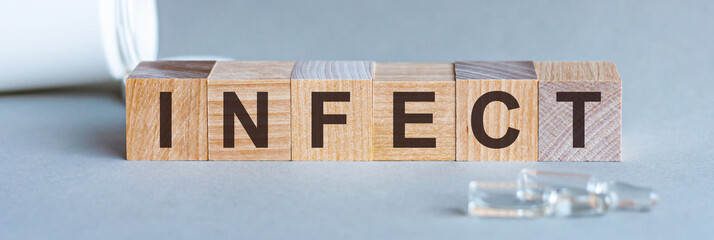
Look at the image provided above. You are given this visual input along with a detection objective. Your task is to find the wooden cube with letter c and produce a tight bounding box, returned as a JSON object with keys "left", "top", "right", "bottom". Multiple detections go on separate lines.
{"left": 536, "top": 62, "right": 621, "bottom": 162}
{"left": 455, "top": 61, "right": 538, "bottom": 161}
{"left": 372, "top": 63, "right": 455, "bottom": 161}
{"left": 291, "top": 61, "right": 374, "bottom": 161}
{"left": 207, "top": 61, "right": 294, "bottom": 160}
{"left": 125, "top": 61, "right": 215, "bottom": 160}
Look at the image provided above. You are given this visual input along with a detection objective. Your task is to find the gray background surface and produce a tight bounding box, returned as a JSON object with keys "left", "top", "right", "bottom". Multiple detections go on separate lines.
{"left": 2, "top": 0, "right": 713, "bottom": 239}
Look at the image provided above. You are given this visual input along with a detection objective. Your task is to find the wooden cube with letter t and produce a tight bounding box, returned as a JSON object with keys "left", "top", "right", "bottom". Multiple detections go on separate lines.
{"left": 291, "top": 61, "right": 374, "bottom": 161}
{"left": 455, "top": 61, "right": 538, "bottom": 161}
{"left": 372, "top": 63, "right": 455, "bottom": 161}
{"left": 537, "top": 62, "right": 621, "bottom": 162}
{"left": 207, "top": 61, "right": 294, "bottom": 160}
{"left": 125, "top": 61, "right": 215, "bottom": 160}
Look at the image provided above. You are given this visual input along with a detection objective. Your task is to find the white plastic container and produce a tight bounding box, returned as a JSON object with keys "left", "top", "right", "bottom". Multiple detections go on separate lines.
{"left": 0, "top": 0, "right": 158, "bottom": 91}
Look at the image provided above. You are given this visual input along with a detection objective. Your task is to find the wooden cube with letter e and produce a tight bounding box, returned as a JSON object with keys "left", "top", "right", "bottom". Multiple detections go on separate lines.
{"left": 455, "top": 61, "right": 538, "bottom": 161}
{"left": 537, "top": 61, "right": 621, "bottom": 162}
{"left": 372, "top": 63, "right": 455, "bottom": 161}
{"left": 207, "top": 61, "right": 294, "bottom": 160}
{"left": 125, "top": 61, "right": 215, "bottom": 160}
{"left": 291, "top": 61, "right": 374, "bottom": 161}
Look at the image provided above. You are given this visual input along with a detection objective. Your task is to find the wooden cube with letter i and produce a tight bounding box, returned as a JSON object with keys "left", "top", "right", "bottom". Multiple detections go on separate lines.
{"left": 291, "top": 61, "right": 374, "bottom": 161}
{"left": 372, "top": 63, "right": 455, "bottom": 161}
{"left": 207, "top": 61, "right": 294, "bottom": 160}
{"left": 455, "top": 61, "right": 539, "bottom": 161}
{"left": 125, "top": 61, "right": 215, "bottom": 160}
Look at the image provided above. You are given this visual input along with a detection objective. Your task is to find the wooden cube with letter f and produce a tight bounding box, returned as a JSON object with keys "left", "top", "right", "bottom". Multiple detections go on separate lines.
{"left": 291, "top": 61, "right": 375, "bottom": 161}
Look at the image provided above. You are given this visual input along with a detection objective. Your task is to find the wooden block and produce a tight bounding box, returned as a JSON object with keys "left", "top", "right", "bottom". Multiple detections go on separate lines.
{"left": 455, "top": 61, "right": 538, "bottom": 161}
{"left": 125, "top": 61, "right": 215, "bottom": 160}
{"left": 291, "top": 61, "right": 374, "bottom": 161}
{"left": 207, "top": 61, "right": 294, "bottom": 161}
{"left": 536, "top": 62, "right": 621, "bottom": 162}
{"left": 372, "top": 63, "right": 455, "bottom": 161}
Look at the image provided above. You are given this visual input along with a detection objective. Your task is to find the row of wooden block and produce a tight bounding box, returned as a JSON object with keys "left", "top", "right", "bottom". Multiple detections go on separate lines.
{"left": 126, "top": 61, "right": 621, "bottom": 161}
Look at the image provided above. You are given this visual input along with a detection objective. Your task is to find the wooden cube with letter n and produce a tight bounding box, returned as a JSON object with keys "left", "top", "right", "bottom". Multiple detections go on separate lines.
{"left": 125, "top": 61, "right": 215, "bottom": 160}
{"left": 291, "top": 61, "right": 374, "bottom": 161}
{"left": 455, "top": 61, "right": 538, "bottom": 161}
{"left": 373, "top": 63, "right": 455, "bottom": 161}
{"left": 207, "top": 61, "right": 294, "bottom": 160}
{"left": 537, "top": 62, "right": 621, "bottom": 162}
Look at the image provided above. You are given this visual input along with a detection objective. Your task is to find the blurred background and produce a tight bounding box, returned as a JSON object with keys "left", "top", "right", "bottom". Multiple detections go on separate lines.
{"left": 157, "top": 0, "right": 712, "bottom": 120}
{"left": 1, "top": 0, "right": 712, "bottom": 239}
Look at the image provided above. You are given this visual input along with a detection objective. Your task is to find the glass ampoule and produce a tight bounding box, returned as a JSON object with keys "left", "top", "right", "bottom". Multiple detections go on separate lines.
{"left": 468, "top": 181, "right": 610, "bottom": 218}
{"left": 518, "top": 169, "right": 658, "bottom": 211}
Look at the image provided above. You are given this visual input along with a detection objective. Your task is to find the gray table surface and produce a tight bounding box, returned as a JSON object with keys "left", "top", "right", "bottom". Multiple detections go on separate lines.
{"left": 2, "top": 0, "right": 713, "bottom": 239}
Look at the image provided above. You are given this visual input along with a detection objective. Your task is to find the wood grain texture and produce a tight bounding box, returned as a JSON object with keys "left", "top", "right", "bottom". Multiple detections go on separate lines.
{"left": 535, "top": 61, "right": 621, "bottom": 83}
{"left": 374, "top": 62, "right": 454, "bottom": 81}
{"left": 455, "top": 61, "right": 538, "bottom": 161}
{"left": 456, "top": 80, "right": 538, "bottom": 161}
{"left": 291, "top": 61, "right": 374, "bottom": 80}
{"left": 373, "top": 63, "right": 455, "bottom": 161}
{"left": 208, "top": 61, "right": 295, "bottom": 80}
{"left": 126, "top": 62, "right": 213, "bottom": 160}
{"left": 207, "top": 61, "right": 293, "bottom": 161}
{"left": 128, "top": 61, "right": 216, "bottom": 79}
{"left": 536, "top": 62, "right": 622, "bottom": 162}
{"left": 291, "top": 61, "right": 374, "bottom": 161}
{"left": 455, "top": 61, "right": 536, "bottom": 80}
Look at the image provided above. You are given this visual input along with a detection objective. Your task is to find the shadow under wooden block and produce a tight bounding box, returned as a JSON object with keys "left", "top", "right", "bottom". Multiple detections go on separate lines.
{"left": 536, "top": 62, "right": 622, "bottom": 162}
{"left": 455, "top": 61, "right": 538, "bottom": 161}
{"left": 373, "top": 63, "right": 455, "bottom": 161}
{"left": 291, "top": 61, "right": 374, "bottom": 161}
{"left": 207, "top": 61, "right": 294, "bottom": 161}
{"left": 125, "top": 61, "right": 215, "bottom": 160}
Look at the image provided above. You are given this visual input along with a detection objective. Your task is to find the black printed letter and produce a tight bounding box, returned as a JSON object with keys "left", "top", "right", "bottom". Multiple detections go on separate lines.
{"left": 311, "top": 92, "right": 350, "bottom": 148}
{"left": 556, "top": 92, "right": 601, "bottom": 148}
{"left": 393, "top": 92, "right": 436, "bottom": 148}
{"left": 471, "top": 91, "right": 520, "bottom": 149}
{"left": 160, "top": 92, "right": 172, "bottom": 148}
{"left": 223, "top": 92, "right": 269, "bottom": 148}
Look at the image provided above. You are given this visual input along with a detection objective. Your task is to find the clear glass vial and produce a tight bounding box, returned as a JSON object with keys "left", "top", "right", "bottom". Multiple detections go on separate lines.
{"left": 468, "top": 181, "right": 610, "bottom": 218}
{"left": 518, "top": 169, "right": 658, "bottom": 211}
